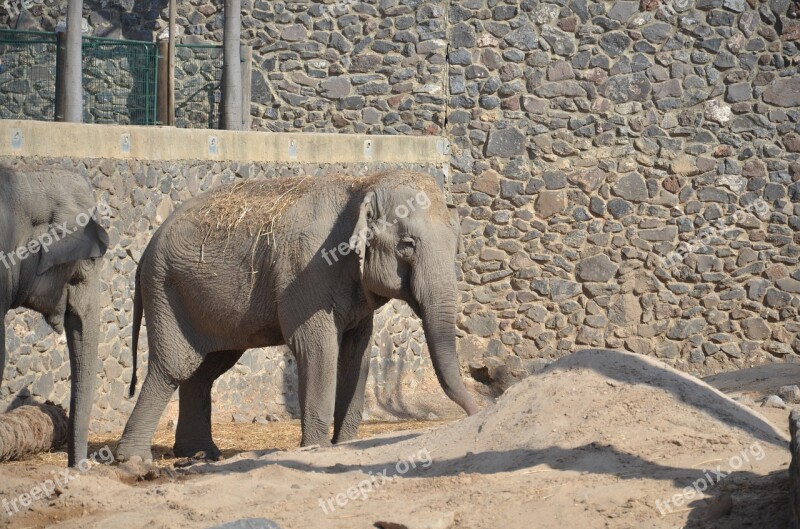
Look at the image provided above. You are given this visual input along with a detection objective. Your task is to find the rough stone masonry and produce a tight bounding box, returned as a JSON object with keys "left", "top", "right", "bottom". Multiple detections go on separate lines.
{"left": 1, "top": 0, "right": 799, "bottom": 429}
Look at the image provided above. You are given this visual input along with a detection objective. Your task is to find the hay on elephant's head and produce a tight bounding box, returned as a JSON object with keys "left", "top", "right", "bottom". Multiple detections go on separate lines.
{"left": 196, "top": 177, "right": 314, "bottom": 242}
{"left": 195, "top": 172, "right": 447, "bottom": 240}
{"left": 194, "top": 177, "right": 315, "bottom": 291}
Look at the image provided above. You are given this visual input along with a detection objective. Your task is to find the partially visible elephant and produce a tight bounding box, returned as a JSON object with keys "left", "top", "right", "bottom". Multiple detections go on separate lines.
{"left": 118, "top": 171, "right": 480, "bottom": 462}
{"left": 0, "top": 164, "right": 109, "bottom": 466}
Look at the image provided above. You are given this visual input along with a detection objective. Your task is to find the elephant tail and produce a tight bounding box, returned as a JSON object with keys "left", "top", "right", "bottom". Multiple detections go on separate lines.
{"left": 129, "top": 265, "right": 143, "bottom": 398}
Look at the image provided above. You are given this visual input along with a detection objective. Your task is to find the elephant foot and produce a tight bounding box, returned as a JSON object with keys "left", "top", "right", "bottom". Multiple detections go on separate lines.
{"left": 300, "top": 436, "right": 333, "bottom": 448}
{"left": 115, "top": 441, "right": 154, "bottom": 464}
{"left": 173, "top": 439, "right": 223, "bottom": 461}
{"left": 332, "top": 430, "right": 358, "bottom": 445}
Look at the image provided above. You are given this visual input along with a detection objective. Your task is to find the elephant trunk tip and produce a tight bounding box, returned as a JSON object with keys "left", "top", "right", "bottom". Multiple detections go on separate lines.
{"left": 456, "top": 393, "right": 480, "bottom": 416}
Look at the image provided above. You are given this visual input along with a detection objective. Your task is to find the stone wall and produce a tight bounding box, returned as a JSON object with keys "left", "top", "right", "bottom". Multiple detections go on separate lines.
{"left": 444, "top": 0, "right": 800, "bottom": 389}
{"left": 2, "top": 0, "right": 800, "bottom": 419}
{"left": 1, "top": 155, "right": 456, "bottom": 434}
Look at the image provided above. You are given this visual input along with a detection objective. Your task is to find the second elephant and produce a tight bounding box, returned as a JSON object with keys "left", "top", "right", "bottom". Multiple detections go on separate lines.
{"left": 117, "top": 171, "right": 479, "bottom": 462}
{"left": 1, "top": 164, "right": 109, "bottom": 466}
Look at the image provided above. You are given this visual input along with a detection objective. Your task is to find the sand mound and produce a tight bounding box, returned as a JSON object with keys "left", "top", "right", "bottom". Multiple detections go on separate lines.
{"left": 276, "top": 349, "right": 787, "bottom": 477}
{"left": 1, "top": 350, "right": 791, "bottom": 529}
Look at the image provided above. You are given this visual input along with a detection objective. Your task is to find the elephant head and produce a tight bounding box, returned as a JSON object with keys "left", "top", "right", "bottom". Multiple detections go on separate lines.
{"left": 350, "top": 172, "right": 480, "bottom": 416}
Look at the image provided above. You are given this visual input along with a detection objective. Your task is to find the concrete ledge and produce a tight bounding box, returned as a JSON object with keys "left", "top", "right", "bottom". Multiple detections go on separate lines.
{"left": 0, "top": 120, "right": 450, "bottom": 164}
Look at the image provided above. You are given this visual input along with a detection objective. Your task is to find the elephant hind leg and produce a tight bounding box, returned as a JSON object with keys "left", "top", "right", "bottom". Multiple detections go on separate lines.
{"left": 174, "top": 350, "right": 244, "bottom": 460}
{"left": 116, "top": 368, "right": 178, "bottom": 463}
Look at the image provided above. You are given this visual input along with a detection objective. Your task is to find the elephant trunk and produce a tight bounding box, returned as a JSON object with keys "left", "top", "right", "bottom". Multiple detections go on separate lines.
{"left": 63, "top": 265, "right": 100, "bottom": 467}
{"left": 414, "top": 260, "right": 480, "bottom": 417}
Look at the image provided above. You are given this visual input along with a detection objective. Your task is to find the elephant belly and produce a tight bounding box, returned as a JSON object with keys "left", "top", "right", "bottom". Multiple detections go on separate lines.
{"left": 180, "top": 299, "right": 284, "bottom": 352}
{"left": 243, "top": 327, "right": 285, "bottom": 349}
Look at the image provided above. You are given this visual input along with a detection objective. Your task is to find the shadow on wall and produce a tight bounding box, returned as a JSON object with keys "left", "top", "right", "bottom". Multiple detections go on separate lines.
{"left": 88, "top": 0, "right": 167, "bottom": 41}
{"left": 10, "top": 0, "right": 164, "bottom": 40}
{"left": 367, "top": 308, "right": 469, "bottom": 421}
{"left": 3, "top": 391, "right": 31, "bottom": 412}
{"left": 281, "top": 348, "right": 298, "bottom": 419}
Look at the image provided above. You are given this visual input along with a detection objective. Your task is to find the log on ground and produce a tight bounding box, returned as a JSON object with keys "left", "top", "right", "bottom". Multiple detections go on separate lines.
{"left": 0, "top": 402, "right": 69, "bottom": 462}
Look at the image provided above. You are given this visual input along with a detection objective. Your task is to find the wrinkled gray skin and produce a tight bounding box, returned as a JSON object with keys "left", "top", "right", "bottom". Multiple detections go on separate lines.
{"left": 117, "top": 172, "right": 480, "bottom": 462}
{"left": 0, "top": 165, "right": 109, "bottom": 467}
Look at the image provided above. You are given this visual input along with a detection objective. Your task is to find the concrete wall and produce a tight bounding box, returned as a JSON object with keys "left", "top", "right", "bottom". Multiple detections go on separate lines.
{"left": 1, "top": 121, "right": 459, "bottom": 434}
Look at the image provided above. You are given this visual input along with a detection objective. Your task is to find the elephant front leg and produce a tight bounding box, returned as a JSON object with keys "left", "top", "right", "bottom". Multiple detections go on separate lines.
{"left": 332, "top": 319, "right": 374, "bottom": 445}
{"left": 286, "top": 314, "right": 340, "bottom": 447}
{"left": 174, "top": 350, "right": 243, "bottom": 460}
{"left": 64, "top": 267, "right": 101, "bottom": 467}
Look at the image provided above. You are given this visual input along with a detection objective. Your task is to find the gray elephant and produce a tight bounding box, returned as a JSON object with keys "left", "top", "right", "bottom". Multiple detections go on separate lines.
{"left": 0, "top": 164, "right": 109, "bottom": 466}
{"left": 117, "top": 171, "right": 479, "bottom": 462}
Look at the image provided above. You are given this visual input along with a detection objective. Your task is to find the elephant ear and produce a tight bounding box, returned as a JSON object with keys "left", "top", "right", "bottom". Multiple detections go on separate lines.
{"left": 37, "top": 217, "right": 110, "bottom": 275}
{"left": 446, "top": 203, "right": 465, "bottom": 255}
{"left": 349, "top": 191, "right": 376, "bottom": 279}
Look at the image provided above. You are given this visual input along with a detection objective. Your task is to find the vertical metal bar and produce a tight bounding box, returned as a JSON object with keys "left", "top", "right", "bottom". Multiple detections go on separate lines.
{"left": 240, "top": 44, "right": 252, "bottom": 130}
{"left": 168, "top": 0, "right": 176, "bottom": 126}
{"left": 63, "top": 0, "right": 83, "bottom": 122}
{"left": 54, "top": 30, "right": 67, "bottom": 121}
{"left": 157, "top": 40, "right": 169, "bottom": 126}
{"left": 151, "top": 42, "right": 157, "bottom": 125}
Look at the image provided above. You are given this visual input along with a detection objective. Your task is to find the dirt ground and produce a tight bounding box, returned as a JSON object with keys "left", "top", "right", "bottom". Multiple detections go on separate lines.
{"left": 0, "top": 349, "right": 797, "bottom": 529}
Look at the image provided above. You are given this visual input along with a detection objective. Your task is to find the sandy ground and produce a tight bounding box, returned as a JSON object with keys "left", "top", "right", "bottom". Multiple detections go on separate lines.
{"left": 0, "top": 349, "right": 796, "bottom": 529}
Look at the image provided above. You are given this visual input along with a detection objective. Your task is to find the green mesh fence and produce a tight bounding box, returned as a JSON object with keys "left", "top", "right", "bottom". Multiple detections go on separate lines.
{"left": 0, "top": 31, "right": 231, "bottom": 128}
{"left": 0, "top": 29, "right": 57, "bottom": 121}
{"left": 174, "top": 43, "right": 223, "bottom": 129}
{"left": 82, "top": 36, "right": 158, "bottom": 125}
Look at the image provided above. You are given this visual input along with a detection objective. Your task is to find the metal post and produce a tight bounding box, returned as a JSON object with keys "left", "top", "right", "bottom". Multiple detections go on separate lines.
{"left": 62, "top": 0, "right": 83, "bottom": 122}
{"left": 221, "top": 0, "right": 242, "bottom": 130}
{"left": 167, "top": 0, "right": 176, "bottom": 125}
{"left": 54, "top": 30, "right": 67, "bottom": 121}
{"left": 240, "top": 44, "right": 252, "bottom": 130}
{"left": 157, "top": 40, "right": 170, "bottom": 126}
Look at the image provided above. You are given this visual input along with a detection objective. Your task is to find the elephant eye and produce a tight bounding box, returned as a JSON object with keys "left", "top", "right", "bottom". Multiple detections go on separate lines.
{"left": 396, "top": 236, "right": 416, "bottom": 260}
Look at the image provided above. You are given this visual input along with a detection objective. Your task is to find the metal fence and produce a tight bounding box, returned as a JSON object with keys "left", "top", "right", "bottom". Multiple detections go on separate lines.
{"left": 82, "top": 36, "right": 158, "bottom": 125}
{"left": 0, "top": 29, "right": 57, "bottom": 121}
{"left": 0, "top": 30, "right": 233, "bottom": 129}
{"left": 174, "top": 43, "right": 222, "bottom": 129}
